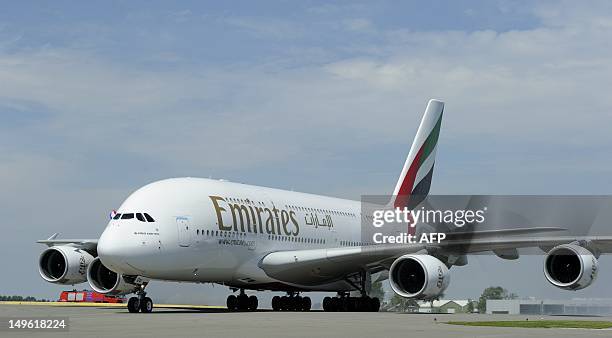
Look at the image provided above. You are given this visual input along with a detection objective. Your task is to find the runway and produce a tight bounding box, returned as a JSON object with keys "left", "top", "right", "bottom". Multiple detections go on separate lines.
{"left": 1, "top": 303, "right": 611, "bottom": 338}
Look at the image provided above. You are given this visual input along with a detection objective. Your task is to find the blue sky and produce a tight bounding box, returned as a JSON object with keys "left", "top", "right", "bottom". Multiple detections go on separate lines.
{"left": 0, "top": 1, "right": 539, "bottom": 62}
{"left": 2, "top": 1, "right": 612, "bottom": 304}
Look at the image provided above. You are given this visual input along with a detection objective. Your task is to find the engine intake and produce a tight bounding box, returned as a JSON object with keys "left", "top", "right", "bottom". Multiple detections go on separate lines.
{"left": 87, "top": 257, "right": 139, "bottom": 295}
{"left": 38, "top": 246, "right": 94, "bottom": 285}
{"left": 544, "top": 244, "right": 598, "bottom": 290}
{"left": 389, "top": 254, "right": 450, "bottom": 299}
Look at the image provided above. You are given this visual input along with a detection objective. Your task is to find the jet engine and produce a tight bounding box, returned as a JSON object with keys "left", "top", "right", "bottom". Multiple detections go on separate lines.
{"left": 38, "top": 246, "right": 94, "bottom": 285}
{"left": 87, "top": 257, "right": 139, "bottom": 295}
{"left": 544, "top": 244, "right": 598, "bottom": 290}
{"left": 389, "top": 254, "right": 450, "bottom": 299}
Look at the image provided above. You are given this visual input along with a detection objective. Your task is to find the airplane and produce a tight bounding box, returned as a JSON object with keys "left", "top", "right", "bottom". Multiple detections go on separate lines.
{"left": 37, "top": 99, "right": 612, "bottom": 313}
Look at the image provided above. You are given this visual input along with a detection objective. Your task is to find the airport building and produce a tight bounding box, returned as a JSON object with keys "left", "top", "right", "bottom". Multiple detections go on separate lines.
{"left": 417, "top": 300, "right": 473, "bottom": 313}
{"left": 486, "top": 299, "right": 612, "bottom": 315}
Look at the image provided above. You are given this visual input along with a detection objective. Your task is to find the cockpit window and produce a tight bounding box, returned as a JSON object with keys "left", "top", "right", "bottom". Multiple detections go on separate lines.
{"left": 121, "top": 213, "right": 134, "bottom": 219}
{"left": 136, "top": 213, "right": 145, "bottom": 222}
{"left": 144, "top": 213, "right": 155, "bottom": 222}
{"left": 113, "top": 213, "right": 122, "bottom": 220}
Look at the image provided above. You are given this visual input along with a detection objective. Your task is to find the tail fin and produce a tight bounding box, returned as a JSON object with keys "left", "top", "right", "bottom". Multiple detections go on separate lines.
{"left": 391, "top": 99, "right": 444, "bottom": 209}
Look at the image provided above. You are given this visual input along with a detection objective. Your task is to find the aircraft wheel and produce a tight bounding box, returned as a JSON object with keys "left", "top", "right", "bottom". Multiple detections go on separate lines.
{"left": 370, "top": 297, "right": 380, "bottom": 312}
{"left": 351, "top": 298, "right": 359, "bottom": 312}
{"left": 341, "top": 298, "right": 351, "bottom": 312}
{"left": 272, "top": 296, "right": 281, "bottom": 311}
{"left": 302, "top": 296, "right": 312, "bottom": 311}
{"left": 248, "top": 295, "right": 258, "bottom": 311}
{"left": 355, "top": 297, "right": 363, "bottom": 312}
{"left": 140, "top": 297, "right": 153, "bottom": 313}
{"left": 330, "top": 297, "right": 340, "bottom": 312}
{"left": 127, "top": 297, "right": 140, "bottom": 313}
{"left": 322, "top": 297, "right": 331, "bottom": 312}
{"left": 359, "top": 297, "right": 370, "bottom": 312}
{"left": 237, "top": 294, "right": 249, "bottom": 311}
{"left": 293, "top": 296, "right": 302, "bottom": 312}
{"left": 280, "top": 296, "right": 289, "bottom": 311}
{"left": 226, "top": 295, "right": 238, "bottom": 311}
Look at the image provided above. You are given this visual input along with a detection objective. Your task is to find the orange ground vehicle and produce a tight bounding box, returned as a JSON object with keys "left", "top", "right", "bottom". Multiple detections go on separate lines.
{"left": 59, "top": 290, "right": 125, "bottom": 303}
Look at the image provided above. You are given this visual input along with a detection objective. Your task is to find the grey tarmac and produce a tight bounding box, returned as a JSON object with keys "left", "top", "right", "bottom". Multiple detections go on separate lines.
{"left": 1, "top": 304, "right": 611, "bottom": 338}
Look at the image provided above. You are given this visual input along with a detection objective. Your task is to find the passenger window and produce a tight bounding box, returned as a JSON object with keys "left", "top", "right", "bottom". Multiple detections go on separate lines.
{"left": 113, "top": 213, "right": 122, "bottom": 220}
{"left": 136, "top": 213, "right": 145, "bottom": 222}
{"left": 144, "top": 213, "right": 155, "bottom": 222}
{"left": 121, "top": 213, "right": 134, "bottom": 219}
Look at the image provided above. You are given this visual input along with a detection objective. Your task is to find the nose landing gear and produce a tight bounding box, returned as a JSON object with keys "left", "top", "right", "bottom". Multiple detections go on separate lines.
{"left": 127, "top": 285, "right": 153, "bottom": 313}
{"left": 226, "top": 289, "right": 258, "bottom": 311}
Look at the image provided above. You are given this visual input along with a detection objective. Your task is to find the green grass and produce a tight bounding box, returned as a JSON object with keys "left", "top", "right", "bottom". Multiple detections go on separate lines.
{"left": 446, "top": 320, "right": 612, "bottom": 329}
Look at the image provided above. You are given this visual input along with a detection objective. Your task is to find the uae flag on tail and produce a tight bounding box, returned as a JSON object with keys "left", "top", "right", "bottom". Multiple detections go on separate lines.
{"left": 392, "top": 99, "right": 444, "bottom": 213}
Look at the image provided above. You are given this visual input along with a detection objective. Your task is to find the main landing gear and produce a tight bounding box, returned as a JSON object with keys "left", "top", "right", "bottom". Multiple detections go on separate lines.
{"left": 322, "top": 293, "right": 380, "bottom": 312}
{"left": 226, "top": 289, "right": 258, "bottom": 311}
{"left": 322, "top": 270, "right": 380, "bottom": 312}
{"left": 127, "top": 285, "right": 153, "bottom": 313}
{"left": 271, "top": 292, "right": 311, "bottom": 311}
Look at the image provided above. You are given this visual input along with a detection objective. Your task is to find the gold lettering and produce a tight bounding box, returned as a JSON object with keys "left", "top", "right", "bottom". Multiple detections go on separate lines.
{"left": 230, "top": 203, "right": 252, "bottom": 232}
{"left": 265, "top": 208, "right": 275, "bottom": 234}
{"left": 209, "top": 196, "right": 232, "bottom": 231}
{"left": 272, "top": 207, "right": 281, "bottom": 235}
{"left": 281, "top": 210, "right": 290, "bottom": 235}
{"left": 289, "top": 211, "right": 299, "bottom": 236}
{"left": 248, "top": 206, "right": 259, "bottom": 233}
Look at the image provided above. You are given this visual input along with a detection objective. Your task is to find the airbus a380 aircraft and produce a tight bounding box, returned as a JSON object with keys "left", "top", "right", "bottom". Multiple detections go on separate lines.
{"left": 37, "top": 100, "right": 612, "bottom": 313}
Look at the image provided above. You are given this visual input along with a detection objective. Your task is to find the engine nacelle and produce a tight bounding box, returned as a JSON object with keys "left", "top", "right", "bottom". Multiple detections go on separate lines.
{"left": 39, "top": 246, "right": 94, "bottom": 285}
{"left": 87, "top": 257, "right": 139, "bottom": 295}
{"left": 544, "top": 244, "right": 598, "bottom": 290}
{"left": 389, "top": 254, "right": 450, "bottom": 299}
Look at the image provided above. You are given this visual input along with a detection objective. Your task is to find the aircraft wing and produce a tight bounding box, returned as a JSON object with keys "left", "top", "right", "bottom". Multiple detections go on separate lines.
{"left": 259, "top": 233, "right": 612, "bottom": 286}
{"left": 36, "top": 233, "right": 98, "bottom": 253}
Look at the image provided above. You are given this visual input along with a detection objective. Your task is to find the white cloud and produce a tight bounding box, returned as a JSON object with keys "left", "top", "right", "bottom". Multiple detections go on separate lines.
{"left": 219, "top": 16, "right": 305, "bottom": 40}
{"left": 3, "top": 3, "right": 612, "bottom": 175}
{"left": 342, "top": 18, "right": 374, "bottom": 32}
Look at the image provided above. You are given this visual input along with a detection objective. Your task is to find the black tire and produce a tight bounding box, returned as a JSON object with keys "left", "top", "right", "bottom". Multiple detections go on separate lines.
{"left": 322, "top": 297, "right": 331, "bottom": 312}
{"left": 292, "top": 296, "right": 302, "bottom": 312}
{"left": 302, "top": 296, "right": 312, "bottom": 311}
{"left": 140, "top": 297, "right": 153, "bottom": 313}
{"left": 370, "top": 297, "right": 380, "bottom": 312}
{"left": 330, "top": 297, "right": 340, "bottom": 312}
{"left": 127, "top": 297, "right": 140, "bottom": 313}
{"left": 226, "top": 295, "right": 237, "bottom": 311}
{"left": 271, "top": 296, "right": 281, "bottom": 311}
{"left": 280, "top": 296, "right": 289, "bottom": 311}
{"left": 345, "top": 298, "right": 355, "bottom": 312}
{"left": 237, "top": 294, "right": 249, "bottom": 311}
{"left": 248, "top": 296, "right": 258, "bottom": 311}
{"left": 359, "top": 297, "right": 370, "bottom": 312}
{"left": 340, "top": 298, "right": 350, "bottom": 312}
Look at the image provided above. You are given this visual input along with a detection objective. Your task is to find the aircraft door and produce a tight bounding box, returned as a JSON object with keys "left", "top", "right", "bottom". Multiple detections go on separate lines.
{"left": 176, "top": 216, "right": 192, "bottom": 247}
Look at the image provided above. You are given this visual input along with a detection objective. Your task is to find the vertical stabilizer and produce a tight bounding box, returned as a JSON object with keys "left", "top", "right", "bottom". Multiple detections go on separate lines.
{"left": 392, "top": 99, "right": 444, "bottom": 210}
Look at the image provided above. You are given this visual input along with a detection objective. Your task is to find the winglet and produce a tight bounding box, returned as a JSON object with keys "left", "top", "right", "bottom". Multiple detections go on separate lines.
{"left": 47, "top": 233, "right": 59, "bottom": 240}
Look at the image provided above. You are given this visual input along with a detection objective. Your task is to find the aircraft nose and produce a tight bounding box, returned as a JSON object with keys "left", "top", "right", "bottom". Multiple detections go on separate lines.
{"left": 97, "top": 226, "right": 131, "bottom": 273}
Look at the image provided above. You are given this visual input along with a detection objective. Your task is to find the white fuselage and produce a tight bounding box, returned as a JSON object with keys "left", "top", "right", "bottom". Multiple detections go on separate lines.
{"left": 97, "top": 177, "right": 370, "bottom": 291}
